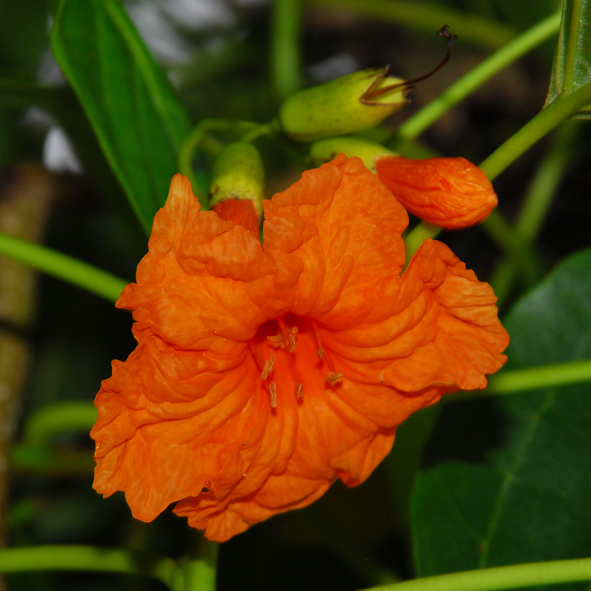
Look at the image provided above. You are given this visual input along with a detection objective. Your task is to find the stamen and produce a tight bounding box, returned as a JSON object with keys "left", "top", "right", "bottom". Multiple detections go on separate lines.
{"left": 313, "top": 323, "right": 339, "bottom": 371}
{"left": 322, "top": 346, "right": 338, "bottom": 374}
{"left": 287, "top": 328, "right": 298, "bottom": 353}
{"left": 277, "top": 318, "right": 298, "bottom": 352}
{"left": 294, "top": 382, "right": 303, "bottom": 399}
{"left": 269, "top": 382, "right": 277, "bottom": 408}
{"left": 367, "top": 25, "right": 457, "bottom": 98}
{"left": 325, "top": 372, "right": 344, "bottom": 386}
{"left": 267, "top": 334, "right": 284, "bottom": 348}
{"left": 261, "top": 354, "right": 275, "bottom": 380}
{"left": 313, "top": 326, "right": 325, "bottom": 359}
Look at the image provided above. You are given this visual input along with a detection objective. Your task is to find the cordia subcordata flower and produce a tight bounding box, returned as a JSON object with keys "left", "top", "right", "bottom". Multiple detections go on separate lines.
{"left": 91, "top": 155, "right": 509, "bottom": 542}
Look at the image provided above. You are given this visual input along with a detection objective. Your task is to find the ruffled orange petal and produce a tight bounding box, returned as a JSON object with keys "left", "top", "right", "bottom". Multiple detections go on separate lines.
{"left": 264, "top": 154, "right": 408, "bottom": 328}
{"left": 319, "top": 238, "right": 509, "bottom": 428}
{"left": 375, "top": 155, "right": 498, "bottom": 229}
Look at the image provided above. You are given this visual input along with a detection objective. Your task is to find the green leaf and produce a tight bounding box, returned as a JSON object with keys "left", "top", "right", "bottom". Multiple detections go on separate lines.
{"left": 411, "top": 248, "right": 591, "bottom": 589}
{"left": 545, "top": 0, "right": 591, "bottom": 118}
{"left": 50, "top": 0, "right": 192, "bottom": 234}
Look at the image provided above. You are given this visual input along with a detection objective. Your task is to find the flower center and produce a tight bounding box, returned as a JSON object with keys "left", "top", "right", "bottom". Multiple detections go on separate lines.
{"left": 249, "top": 315, "right": 344, "bottom": 409}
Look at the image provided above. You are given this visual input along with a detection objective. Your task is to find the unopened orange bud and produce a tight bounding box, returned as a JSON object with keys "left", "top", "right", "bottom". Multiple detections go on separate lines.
{"left": 375, "top": 156, "right": 498, "bottom": 229}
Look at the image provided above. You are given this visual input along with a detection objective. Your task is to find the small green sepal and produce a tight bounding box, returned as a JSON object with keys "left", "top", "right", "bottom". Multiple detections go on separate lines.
{"left": 276, "top": 67, "right": 409, "bottom": 142}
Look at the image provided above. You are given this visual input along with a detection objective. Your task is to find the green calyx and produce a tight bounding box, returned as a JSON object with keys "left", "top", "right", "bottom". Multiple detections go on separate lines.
{"left": 209, "top": 142, "right": 265, "bottom": 216}
{"left": 310, "top": 136, "right": 397, "bottom": 172}
{"left": 276, "top": 67, "right": 409, "bottom": 142}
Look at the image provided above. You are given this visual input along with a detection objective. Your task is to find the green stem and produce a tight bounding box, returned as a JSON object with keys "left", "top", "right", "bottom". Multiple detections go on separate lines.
{"left": 488, "top": 359, "right": 591, "bottom": 395}
{"left": 0, "top": 546, "right": 176, "bottom": 586}
{"left": 305, "top": 0, "right": 517, "bottom": 49}
{"left": 479, "top": 82, "right": 591, "bottom": 181}
{"left": 360, "top": 557, "right": 591, "bottom": 591}
{"left": 392, "top": 9, "right": 561, "bottom": 144}
{"left": 240, "top": 122, "right": 276, "bottom": 143}
{"left": 452, "top": 358, "right": 591, "bottom": 402}
{"left": 271, "top": 0, "right": 302, "bottom": 98}
{"left": 404, "top": 223, "right": 441, "bottom": 260}
{"left": 482, "top": 210, "right": 542, "bottom": 287}
{"left": 0, "top": 232, "right": 127, "bottom": 303}
{"left": 23, "top": 402, "right": 96, "bottom": 446}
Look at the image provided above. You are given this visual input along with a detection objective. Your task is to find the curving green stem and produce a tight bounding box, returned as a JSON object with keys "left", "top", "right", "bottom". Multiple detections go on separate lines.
{"left": 359, "top": 556, "right": 591, "bottom": 591}
{"left": 404, "top": 223, "right": 441, "bottom": 259}
{"left": 488, "top": 359, "right": 591, "bottom": 395}
{"left": 451, "top": 358, "right": 591, "bottom": 402}
{"left": 0, "top": 232, "right": 127, "bottom": 303}
{"left": 0, "top": 545, "right": 176, "bottom": 586}
{"left": 479, "top": 82, "right": 591, "bottom": 181}
{"left": 271, "top": 0, "right": 302, "bottom": 98}
{"left": 392, "top": 10, "right": 561, "bottom": 145}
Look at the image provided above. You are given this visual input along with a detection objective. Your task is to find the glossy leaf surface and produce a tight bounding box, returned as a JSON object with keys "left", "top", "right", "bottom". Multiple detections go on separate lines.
{"left": 50, "top": 0, "right": 191, "bottom": 233}
{"left": 412, "top": 248, "right": 591, "bottom": 590}
{"left": 545, "top": 0, "right": 591, "bottom": 117}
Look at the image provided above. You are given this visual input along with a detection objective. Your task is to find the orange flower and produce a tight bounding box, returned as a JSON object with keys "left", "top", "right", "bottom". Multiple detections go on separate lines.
{"left": 91, "top": 155, "right": 509, "bottom": 542}
{"left": 375, "top": 155, "right": 498, "bottom": 228}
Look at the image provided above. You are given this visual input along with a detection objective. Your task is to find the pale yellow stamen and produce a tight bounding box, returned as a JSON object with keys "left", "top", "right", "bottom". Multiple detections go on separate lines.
{"left": 261, "top": 354, "right": 275, "bottom": 380}
{"left": 325, "top": 371, "right": 344, "bottom": 386}
{"left": 269, "top": 382, "right": 277, "bottom": 408}
{"left": 294, "top": 382, "right": 303, "bottom": 399}
{"left": 267, "top": 334, "right": 284, "bottom": 348}
{"left": 287, "top": 327, "right": 298, "bottom": 353}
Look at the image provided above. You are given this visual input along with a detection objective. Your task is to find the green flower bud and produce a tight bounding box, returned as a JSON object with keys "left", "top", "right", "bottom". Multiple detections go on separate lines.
{"left": 310, "top": 136, "right": 397, "bottom": 172}
{"left": 276, "top": 67, "right": 409, "bottom": 142}
{"left": 209, "top": 142, "right": 265, "bottom": 217}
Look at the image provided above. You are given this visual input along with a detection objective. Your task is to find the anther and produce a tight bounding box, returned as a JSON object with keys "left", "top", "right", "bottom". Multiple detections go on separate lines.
{"left": 325, "top": 372, "right": 344, "bottom": 386}
{"left": 294, "top": 382, "right": 303, "bottom": 399}
{"left": 313, "top": 325, "right": 325, "bottom": 358}
{"left": 277, "top": 318, "right": 298, "bottom": 352}
{"left": 367, "top": 25, "right": 457, "bottom": 98}
{"left": 287, "top": 327, "right": 298, "bottom": 353}
{"left": 267, "top": 334, "right": 284, "bottom": 348}
{"left": 269, "top": 382, "right": 277, "bottom": 408}
{"left": 261, "top": 354, "right": 275, "bottom": 380}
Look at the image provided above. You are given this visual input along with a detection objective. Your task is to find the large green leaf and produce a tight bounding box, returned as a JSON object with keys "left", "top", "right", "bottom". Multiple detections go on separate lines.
{"left": 545, "top": 0, "right": 591, "bottom": 118}
{"left": 50, "top": 0, "right": 191, "bottom": 233}
{"left": 411, "top": 248, "right": 591, "bottom": 590}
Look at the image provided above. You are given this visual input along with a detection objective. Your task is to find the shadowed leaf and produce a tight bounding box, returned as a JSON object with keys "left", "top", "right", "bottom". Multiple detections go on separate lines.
{"left": 412, "top": 248, "right": 591, "bottom": 591}
{"left": 50, "top": 0, "right": 191, "bottom": 233}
